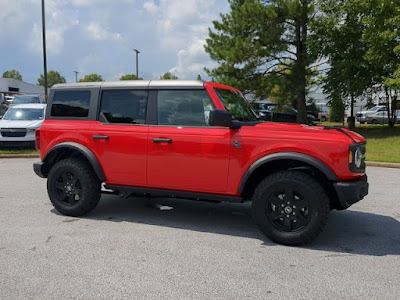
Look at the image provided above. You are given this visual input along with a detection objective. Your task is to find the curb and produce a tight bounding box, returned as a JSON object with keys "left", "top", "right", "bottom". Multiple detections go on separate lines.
{"left": 1, "top": 154, "right": 400, "bottom": 169}
{"left": 366, "top": 161, "right": 400, "bottom": 169}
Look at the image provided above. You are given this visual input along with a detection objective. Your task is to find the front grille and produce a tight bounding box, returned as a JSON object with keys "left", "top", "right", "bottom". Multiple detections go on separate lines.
{"left": 1, "top": 128, "right": 27, "bottom": 137}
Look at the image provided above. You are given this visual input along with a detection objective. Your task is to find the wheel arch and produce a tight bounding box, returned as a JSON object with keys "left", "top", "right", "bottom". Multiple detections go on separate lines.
{"left": 238, "top": 152, "right": 339, "bottom": 202}
{"left": 42, "top": 142, "right": 106, "bottom": 182}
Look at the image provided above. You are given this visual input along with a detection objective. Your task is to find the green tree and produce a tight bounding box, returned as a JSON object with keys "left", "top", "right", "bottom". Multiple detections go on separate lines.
{"left": 79, "top": 73, "right": 103, "bottom": 82}
{"left": 205, "top": 0, "right": 318, "bottom": 123}
{"left": 120, "top": 74, "right": 143, "bottom": 80}
{"left": 37, "top": 70, "right": 66, "bottom": 88}
{"left": 361, "top": 0, "right": 400, "bottom": 127}
{"left": 160, "top": 72, "right": 178, "bottom": 80}
{"left": 2, "top": 69, "right": 23, "bottom": 80}
{"left": 313, "top": 0, "right": 374, "bottom": 130}
{"left": 328, "top": 92, "right": 346, "bottom": 123}
{"left": 196, "top": 74, "right": 203, "bottom": 81}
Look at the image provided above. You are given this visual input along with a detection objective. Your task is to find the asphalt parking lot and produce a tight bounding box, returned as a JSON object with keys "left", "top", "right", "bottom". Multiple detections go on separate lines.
{"left": 0, "top": 158, "right": 399, "bottom": 299}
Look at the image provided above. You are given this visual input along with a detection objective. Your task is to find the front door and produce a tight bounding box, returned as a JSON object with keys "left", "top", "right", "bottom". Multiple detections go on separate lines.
{"left": 147, "top": 89, "right": 230, "bottom": 193}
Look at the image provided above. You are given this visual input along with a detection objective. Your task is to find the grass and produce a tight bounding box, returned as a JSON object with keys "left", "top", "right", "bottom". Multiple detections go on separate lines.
{"left": 0, "top": 149, "right": 39, "bottom": 155}
{"left": 316, "top": 122, "right": 400, "bottom": 163}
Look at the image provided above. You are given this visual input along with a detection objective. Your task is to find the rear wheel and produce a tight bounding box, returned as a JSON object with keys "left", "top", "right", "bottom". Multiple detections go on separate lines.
{"left": 252, "top": 171, "right": 330, "bottom": 246}
{"left": 47, "top": 158, "right": 101, "bottom": 216}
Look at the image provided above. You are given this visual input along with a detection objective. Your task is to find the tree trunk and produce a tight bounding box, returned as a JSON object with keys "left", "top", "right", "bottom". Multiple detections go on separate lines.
{"left": 295, "top": 9, "right": 308, "bottom": 124}
{"left": 348, "top": 94, "right": 355, "bottom": 130}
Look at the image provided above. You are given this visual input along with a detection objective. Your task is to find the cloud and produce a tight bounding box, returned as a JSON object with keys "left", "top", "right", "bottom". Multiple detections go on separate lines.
{"left": 0, "top": 0, "right": 228, "bottom": 84}
{"left": 85, "top": 22, "right": 122, "bottom": 41}
{"left": 27, "top": 0, "right": 79, "bottom": 56}
{"left": 143, "top": 0, "right": 228, "bottom": 79}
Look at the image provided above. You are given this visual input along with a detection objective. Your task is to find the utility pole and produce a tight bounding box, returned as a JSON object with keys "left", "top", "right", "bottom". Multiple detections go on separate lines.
{"left": 73, "top": 71, "right": 79, "bottom": 83}
{"left": 133, "top": 49, "right": 140, "bottom": 78}
{"left": 41, "top": 0, "right": 48, "bottom": 101}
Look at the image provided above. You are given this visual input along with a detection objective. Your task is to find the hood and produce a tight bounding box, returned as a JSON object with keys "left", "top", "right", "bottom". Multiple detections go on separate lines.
{"left": 245, "top": 122, "right": 365, "bottom": 143}
{"left": 0, "top": 119, "right": 43, "bottom": 129}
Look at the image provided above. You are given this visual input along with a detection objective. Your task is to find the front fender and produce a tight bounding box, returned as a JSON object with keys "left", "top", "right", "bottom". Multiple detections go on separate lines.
{"left": 238, "top": 152, "right": 338, "bottom": 194}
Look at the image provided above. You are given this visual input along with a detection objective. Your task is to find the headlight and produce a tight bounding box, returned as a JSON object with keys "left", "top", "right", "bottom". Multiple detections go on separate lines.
{"left": 349, "top": 143, "right": 366, "bottom": 172}
{"left": 27, "top": 128, "right": 36, "bottom": 133}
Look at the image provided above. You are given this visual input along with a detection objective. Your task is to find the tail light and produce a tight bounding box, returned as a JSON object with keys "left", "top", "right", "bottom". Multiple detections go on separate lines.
{"left": 35, "top": 129, "right": 40, "bottom": 150}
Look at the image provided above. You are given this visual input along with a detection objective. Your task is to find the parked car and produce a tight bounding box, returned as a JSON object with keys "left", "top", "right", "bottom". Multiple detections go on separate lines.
{"left": 307, "top": 103, "right": 330, "bottom": 122}
{"left": 0, "top": 104, "right": 46, "bottom": 147}
{"left": 33, "top": 80, "right": 368, "bottom": 246}
{"left": 254, "top": 104, "right": 315, "bottom": 124}
{"left": 366, "top": 110, "right": 400, "bottom": 124}
{"left": 11, "top": 95, "right": 43, "bottom": 106}
{"left": 356, "top": 105, "right": 387, "bottom": 124}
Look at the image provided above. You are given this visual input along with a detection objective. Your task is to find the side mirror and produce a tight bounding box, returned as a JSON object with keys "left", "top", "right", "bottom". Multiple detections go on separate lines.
{"left": 209, "top": 109, "right": 232, "bottom": 127}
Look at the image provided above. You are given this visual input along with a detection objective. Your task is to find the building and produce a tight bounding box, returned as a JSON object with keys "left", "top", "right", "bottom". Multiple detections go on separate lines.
{"left": 0, "top": 78, "right": 45, "bottom": 96}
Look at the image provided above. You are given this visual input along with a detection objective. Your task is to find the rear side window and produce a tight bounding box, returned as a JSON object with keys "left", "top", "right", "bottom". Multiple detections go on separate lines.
{"left": 100, "top": 90, "right": 148, "bottom": 124}
{"left": 51, "top": 90, "right": 91, "bottom": 117}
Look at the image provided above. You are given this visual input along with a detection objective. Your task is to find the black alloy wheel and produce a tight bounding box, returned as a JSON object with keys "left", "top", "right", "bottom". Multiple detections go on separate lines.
{"left": 47, "top": 158, "right": 101, "bottom": 216}
{"left": 266, "top": 187, "right": 311, "bottom": 232}
{"left": 252, "top": 170, "right": 330, "bottom": 246}
{"left": 54, "top": 171, "right": 83, "bottom": 206}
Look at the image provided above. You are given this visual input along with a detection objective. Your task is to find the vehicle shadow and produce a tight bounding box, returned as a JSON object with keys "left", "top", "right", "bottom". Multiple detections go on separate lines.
{"left": 57, "top": 194, "right": 400, "bottom": 257}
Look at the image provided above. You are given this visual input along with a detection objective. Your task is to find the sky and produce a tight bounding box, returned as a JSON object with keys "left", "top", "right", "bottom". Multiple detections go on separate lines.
{"left": 0, "top": 0, "right": 229, "bottom": 84}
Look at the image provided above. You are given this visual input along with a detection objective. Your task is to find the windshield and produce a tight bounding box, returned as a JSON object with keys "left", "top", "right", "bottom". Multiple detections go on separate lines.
{"left": 3, "top": 108, "right": 44, "bottom": 120}
{"left": 214, "top": 88, "right": 258, "bottom": 121}
{"left": 13, "top": 97, "right": 40, "bottom": 105}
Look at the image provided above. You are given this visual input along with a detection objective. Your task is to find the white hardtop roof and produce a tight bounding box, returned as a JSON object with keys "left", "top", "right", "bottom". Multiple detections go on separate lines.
{"left": 10, "top": 103, "right": 46, "bottom": 109}
{"left": 52, "top": 80, "right": 205, "bottom": 89}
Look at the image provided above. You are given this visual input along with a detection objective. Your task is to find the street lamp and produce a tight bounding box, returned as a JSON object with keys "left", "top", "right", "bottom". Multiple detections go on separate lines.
{"left": 133, "top": 49, "right": 140, "bottom": 78}
{"left": 73, "top": 71, "right": 79, "bottom": 83}
{"left": 41, "top": 0, "right": 48, "bottom": 100}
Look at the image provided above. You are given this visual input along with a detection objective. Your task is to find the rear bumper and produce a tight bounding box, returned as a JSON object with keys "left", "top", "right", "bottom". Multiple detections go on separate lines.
{"left": 33, "top": 162, "right": 45, "bottom": 178}
{"left": 333, "top": 175, "right": 369, "bottom": 209}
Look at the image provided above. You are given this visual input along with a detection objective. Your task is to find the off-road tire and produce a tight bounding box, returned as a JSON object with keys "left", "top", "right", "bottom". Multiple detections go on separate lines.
{"left": 252, "top": 171, "right": 330, "bottom": 246}
{"left": 47, "top": 158, "right": 101, "bottom": 216}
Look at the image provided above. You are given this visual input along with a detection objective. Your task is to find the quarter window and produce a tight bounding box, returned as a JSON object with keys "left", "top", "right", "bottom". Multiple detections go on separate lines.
{"left": 157, "top": 90, "right": 214, "bottom": 126}
{"left": 51, "top": 90, "right": 91, "bottom": 117}
{"left": 100, "top": 90, "right": 148, "bottom": 124}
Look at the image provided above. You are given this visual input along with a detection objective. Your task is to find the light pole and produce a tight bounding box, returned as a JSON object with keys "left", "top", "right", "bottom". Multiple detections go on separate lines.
{"left": 73, "top": 71, "right": 79, "bottom": 83}
{"left": 41, "top": 0, "right": 48, "bottom": 100}
{"left": 133, "top": 49, "right": 140, "bottom": 78}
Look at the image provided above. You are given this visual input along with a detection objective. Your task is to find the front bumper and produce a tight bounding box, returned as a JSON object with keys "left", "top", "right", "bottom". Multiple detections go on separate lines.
{"left": 333, "top": 175, "right": 369, "bottom": 209}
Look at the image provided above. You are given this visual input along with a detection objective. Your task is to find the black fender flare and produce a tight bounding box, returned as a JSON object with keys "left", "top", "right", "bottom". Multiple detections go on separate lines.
{"left": 43, "top": 142, "right": 106, "bottom": 182}
{"left": 238, "top": 152, "right": 338, "bottom": 194}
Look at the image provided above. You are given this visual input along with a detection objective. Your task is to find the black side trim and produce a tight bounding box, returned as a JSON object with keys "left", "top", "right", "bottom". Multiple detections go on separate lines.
{"left": 104, "top": 184, "right": 243, "bottom": 203}
{"left": 238, "top": 152, "right": 338, "bottom": 193}
{"left": 43, "top": 142, "right": 106, "bottom": 181}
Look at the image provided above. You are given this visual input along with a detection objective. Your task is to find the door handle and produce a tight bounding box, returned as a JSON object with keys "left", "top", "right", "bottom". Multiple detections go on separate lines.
{"left": 92, "top": 135, "right": 109, "bottom": 140}
{"left": 153, "top": 138, "right": 172, "bottom": 144}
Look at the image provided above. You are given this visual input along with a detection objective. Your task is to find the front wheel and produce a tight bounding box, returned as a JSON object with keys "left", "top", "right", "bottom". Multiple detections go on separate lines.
{"left": 252, "top": 171, "right": 330, "bottom": 246}
{"left": 47, "top": 158, "right": 101, "bottom": 216}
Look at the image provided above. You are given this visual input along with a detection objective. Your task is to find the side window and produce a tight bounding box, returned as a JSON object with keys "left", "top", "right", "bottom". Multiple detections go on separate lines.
{"left": 100, "top": 90, "right": 148, "bottom": 124}
{"left": 157, "top": 90, "right": 214, "bottom": 126}
{"left": 51, "top": 90, "right": 91, "bottom": 117}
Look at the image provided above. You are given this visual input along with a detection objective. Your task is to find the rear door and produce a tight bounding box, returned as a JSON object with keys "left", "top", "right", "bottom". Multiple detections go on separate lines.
{"left": 90, "top": 88, "right": 149, "bottom": 186}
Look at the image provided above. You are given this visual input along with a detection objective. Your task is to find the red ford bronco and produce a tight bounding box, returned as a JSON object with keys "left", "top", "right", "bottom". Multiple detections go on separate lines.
{"left": 33, "top": 80, "right": 368, "bottom": 245}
